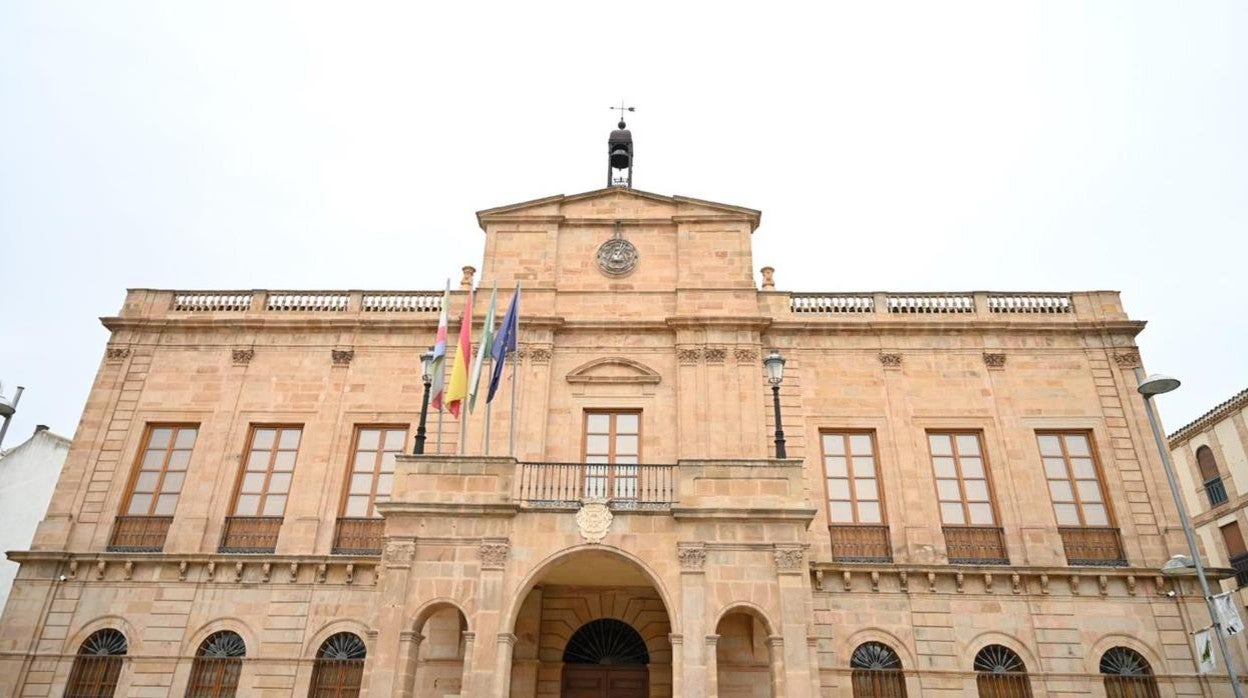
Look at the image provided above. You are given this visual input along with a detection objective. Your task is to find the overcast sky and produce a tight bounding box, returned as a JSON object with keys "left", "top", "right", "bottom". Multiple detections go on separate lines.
{"left": 1, "top": 2, "right": 1245, "bottom": 445}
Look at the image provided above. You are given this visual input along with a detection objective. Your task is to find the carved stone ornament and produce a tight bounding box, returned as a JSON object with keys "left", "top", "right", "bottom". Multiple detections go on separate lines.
{"left": 703, "top": 346, "right": 727, "bottom": 364}
{"left": 232, "top": 348, "right": 255, "bottom": 365}
{"left": 478, "top": 541, "right": 510, "bottom": 569}
{"left": 677, "top": 347, "right": 702, "bottom": 365}
{"left": 878, "top": 353, "right": 903, "bottom": 369}
{"left": 332, "top": 349, "right": 355, "bottom": 366}
{"left": 105, "top": 347, "right": 130, "bottom": 361}
{"left": 677, "top": 544, "right": 707, "bottom": 571}
{"left": 734, "top": 347, "right": 758, "bottom": 364}
{"left": 530, "top": 347, "right": 552, "bottom": 365}
{"left": 596, "top": 236, "right": 639, "bottom": 276}
{"left": 576, "top": 498, "right": 614, "bottom": 544}
{"left": 983, "top": 353, "right": 1006, "bottom": 369}
{"left": 383, "top": 540, "right": 416, "bottom": 565}
{"left": 773, "top": 546, "right": 805, "bottom": 572}
{"left": 1113, "top": 350, "right": 1141, "bottom": 368}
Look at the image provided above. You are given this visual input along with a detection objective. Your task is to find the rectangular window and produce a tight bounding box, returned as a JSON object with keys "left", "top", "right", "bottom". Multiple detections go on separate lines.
{"left": 1037, "top": 432, "right": 1110, "bottom": 526}
{"left": 341, "top": 427, "right": 407, "bottom": 518}
{"left": 929, "top": 432, "right": 996, "bottom": 525}
{"left": 821, "top": 432, "right": 883, "bottom": 524}
{"left": 232, "top": 426, "right": 302, "bottom": 517}
{"left": 1222, "top": 522, "right": 1248, "bottom": 587}
{"left": 124, "top": 425, "right": 198, "bottom": 516}
{"left": 583, "top": 411, "right": 640, "bottom": 500}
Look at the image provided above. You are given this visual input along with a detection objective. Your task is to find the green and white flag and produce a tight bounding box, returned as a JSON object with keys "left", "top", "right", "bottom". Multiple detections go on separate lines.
{"left": 467, "top": 285, "right": 498, "bottom": 413}
{"left": 1195, "top": 628, "right": 1216, "bottom": 674}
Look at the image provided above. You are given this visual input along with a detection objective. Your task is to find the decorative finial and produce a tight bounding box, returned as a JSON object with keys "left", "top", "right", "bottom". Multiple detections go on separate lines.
{"left": 610, "top": 101, "right": 636, "bottom": 130}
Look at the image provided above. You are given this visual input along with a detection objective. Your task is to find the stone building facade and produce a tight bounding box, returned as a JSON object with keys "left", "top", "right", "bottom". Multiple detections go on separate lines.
{"left": 0, "top": 182, "right": 1239, "bottom": 696}
{"left": 1169, "top": 388, "right": 1248, "bottom": 644}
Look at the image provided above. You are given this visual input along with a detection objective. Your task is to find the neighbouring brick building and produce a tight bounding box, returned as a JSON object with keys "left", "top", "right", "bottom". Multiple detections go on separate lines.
{"left": 0, "top": 124, "right": 1238, "bottom": 696}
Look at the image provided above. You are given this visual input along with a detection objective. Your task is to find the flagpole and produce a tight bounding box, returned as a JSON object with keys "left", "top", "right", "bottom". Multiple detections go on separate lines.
{"left": 508, "top": 282, "right": 521, "bottom": 457}
{"left": 436, "top": 405, "right": 444, "bottom": 455}
{"left": 458, "top": 400, "right": 468, "bottom": 455}
{"left": 483, "top": 355, "right": 493, "bottom": 455}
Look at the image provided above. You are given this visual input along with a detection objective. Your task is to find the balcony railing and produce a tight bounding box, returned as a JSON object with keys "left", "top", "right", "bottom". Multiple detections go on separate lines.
{"left": 517, "top": 462, "right": 676, "bottom": 510}
{"left": 332, "top": 517, "right": 384, "bottom": 555}
{"left": 943, "top": 526, "right": 1009, "bottom": 565}
{"left": 1231, "top": 553, "right": 1248, "bottom": 588}
{"left": 218, "top": 516, "right": 282, "bottom": 553}
{"left": 830, "top": 524, "right": 893, "bottom": 563}
{"left": 1206, "top": 477, "right": 1229, "bottom": 507}
{"left": 1058, "top": 526, "right": 1128, "bottom": 566}
{"left": 107, "top": 515, "right": 173, "bottom": 552}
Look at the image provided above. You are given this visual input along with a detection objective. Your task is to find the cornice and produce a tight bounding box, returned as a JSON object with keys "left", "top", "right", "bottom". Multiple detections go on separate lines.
{"left": 1168, "top": 387, "right": 1248, "bottom": 446}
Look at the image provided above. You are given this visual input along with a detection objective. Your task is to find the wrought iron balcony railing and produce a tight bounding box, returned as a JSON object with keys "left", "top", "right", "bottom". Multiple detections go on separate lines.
{"left": 218, "top": 516, "right": 282, "bottom": 553}
{"left": 943, "top": 525, "right": 1009, "bottom": 565}
{"left": 1058, "top": 526, "right": 1128, "bottom": 567}
{"left": 1231, "top": 552, "right": 1248, "bottom": 588}
{"left": 829, "top": 524, "right": 893, "bottom": 563}
{"left": 332, "top": 517, "right": 384, "bottom": 555}
{"left": 517, "top": 462, "right": 676, "bottom": 510}
{"left": 107, "top": 515, "right": 173, "bottom": 552}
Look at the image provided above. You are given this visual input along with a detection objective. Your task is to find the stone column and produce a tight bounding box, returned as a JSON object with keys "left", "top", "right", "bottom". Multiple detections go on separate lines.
{"left": 806, "top": 636, "right": 822, "bottom": 697}
{"left": 394, "top": 632, "right": 422, "bottom": 697}
{"left": 369, "top": 538, "right": 416, "bottom": 697}
{"left": 705, "top": 635, "right": 720, "bottom": 697}
{"left": 669, "top": 634, "right": 684, "bottom": 698}
{"left": 677, "top": 543, "right": 709, "bottom": 697}
{"left": 493, "top": 633, "right": 517, "bottom": 698}
{"left": 768, "top": 636, "right": 786, "bottom": 698}
{"left": 774, "top": 545, "right": 815, "bottom": 697}
{"left": 472, "top": 539, "right": 509, "bottom": 695}
{"left": 460, "top": 631, "right": 476, "bottom": 696}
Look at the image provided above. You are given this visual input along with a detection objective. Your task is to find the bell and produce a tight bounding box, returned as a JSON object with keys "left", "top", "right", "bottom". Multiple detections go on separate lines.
{"left": 610, "top": 147, "right": 631, "bottom": 169}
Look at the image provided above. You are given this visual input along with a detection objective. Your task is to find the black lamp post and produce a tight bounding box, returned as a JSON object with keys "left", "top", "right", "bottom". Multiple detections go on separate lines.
{"left": 763, "top": 349, "right": 787, "bottom": 458}
{"left": 413, "top": 348, "right": 435, "bottom": 455}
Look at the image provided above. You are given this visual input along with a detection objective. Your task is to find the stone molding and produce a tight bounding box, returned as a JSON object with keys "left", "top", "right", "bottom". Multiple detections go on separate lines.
{"left": 734, "top": 347, "right": 758, "bottom": 364}
{"left": 529, "top": 347, "right": 552, "bottom": 364}
{"left": 566, "top": 357, "right": 661, "bottom": 385}
{"left": 810, "top": 563, "right": 1156, "bottom": 599}
{"left": 982, "top": 353, "right": 1006, "bottom": 370}
{"left": 478, "top": 540, "right": 510, "bottom": 570}
{"left": 677, "top": 543, "right": 707, "bottom": 571}
{"left": 677, "top": 347, "right": 701, "bottom": 365}
{"left": 704, "top": 346, "right": 727, "bottom": 364}
{"left": 1112, "top": 350, "right": 1141, "bottom": 368}
{"left": 878, "top": 353, "right": 903, "bottom": 369}
{"left": 332, "top": 349, "right": 354, "bottom": 366}
{"left": 21, "top": 552, "right": 380, "bottom": 586}
{"left": 105, "top": 347, "right": 130, "bottom": 361}
{"left": 232, "top": 348, "right": 255, "bottom": 365}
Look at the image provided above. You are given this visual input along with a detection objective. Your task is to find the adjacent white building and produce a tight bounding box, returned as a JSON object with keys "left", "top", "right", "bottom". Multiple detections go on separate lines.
{"left": 0, "top": 426, "right": 70, "bottom": 612}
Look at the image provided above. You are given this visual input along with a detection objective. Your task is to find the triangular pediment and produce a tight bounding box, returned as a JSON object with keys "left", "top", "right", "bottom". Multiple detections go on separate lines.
{"left": 566, "top": 357, "right": 662, "bottom": 385}
{"left": 476, "top": 188, "right": 760, "bottom": 230}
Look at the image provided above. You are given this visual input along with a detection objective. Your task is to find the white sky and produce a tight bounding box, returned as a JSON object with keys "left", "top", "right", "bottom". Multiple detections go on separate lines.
{"left": 1, "top": 2, "right": 1245, "bottom": 443}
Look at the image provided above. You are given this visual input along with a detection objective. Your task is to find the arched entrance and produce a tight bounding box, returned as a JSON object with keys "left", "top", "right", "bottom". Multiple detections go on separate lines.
{"left": 506, "top": 548, "right": 673, "bottom": 698}
{"left": 561, "top": 619, "right": 649, "bottom": 697}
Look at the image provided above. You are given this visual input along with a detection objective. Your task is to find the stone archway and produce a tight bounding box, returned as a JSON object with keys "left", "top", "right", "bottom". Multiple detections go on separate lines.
{"left": 411, "top": 602, "right": 471, "bottom": 697}
{"left": 561, "top": 618, "right": 650, "bottom": 697}
{"left": 507, "top": 549, "right": 673, "bottom": 698}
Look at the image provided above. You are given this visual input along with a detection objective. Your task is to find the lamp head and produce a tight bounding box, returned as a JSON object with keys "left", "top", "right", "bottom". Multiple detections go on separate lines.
{"left": 1138, "top": 373, "right": 1181, "bottom": 397}
{"left": 420, "top": 348, "right": 435, "bottom": 382}
{"left": 1160, "top": 554, "right": 1195, "bottom": 576}
{"left": 763, "top": 349, "right": 786, "bottom": 386}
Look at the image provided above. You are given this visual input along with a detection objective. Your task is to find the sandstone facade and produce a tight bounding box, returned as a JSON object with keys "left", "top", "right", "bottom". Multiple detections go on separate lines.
{"left": 0, "top": 187, "right": 1233, "bottom": 696}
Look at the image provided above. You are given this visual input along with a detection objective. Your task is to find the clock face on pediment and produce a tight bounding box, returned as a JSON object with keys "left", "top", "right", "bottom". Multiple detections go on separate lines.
{"left": 596, "top": 237, "right": 638, "bottom": 276}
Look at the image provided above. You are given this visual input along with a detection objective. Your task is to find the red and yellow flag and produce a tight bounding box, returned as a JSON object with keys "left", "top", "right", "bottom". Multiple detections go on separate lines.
{"left": 445, "top": 288, "right": 474, "bottom": 418}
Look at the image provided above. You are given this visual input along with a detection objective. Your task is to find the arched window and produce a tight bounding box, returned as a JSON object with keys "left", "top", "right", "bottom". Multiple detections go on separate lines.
{"left": 309, "top": 632, "right": 366, "bottom": 698}
{"left": 1100, "top": 647, "right": 1161, "bottom": 698}
{"left": 65, "top": 628, "right": 127, "bottom": 698}
{"left": 973, "top": 644, "right": 1033, "bottom": 697}
{"left": 1197, "top": 446, "right": 1228, "bottom": 506}
{"left": 850, "top": 641, "right": 908, "bottom": 697}
{"left": 186, "top": 631, "right": 245, "bottom": 697}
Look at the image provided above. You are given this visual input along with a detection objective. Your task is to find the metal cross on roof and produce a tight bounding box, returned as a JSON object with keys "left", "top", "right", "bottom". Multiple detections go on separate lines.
{"left": 610, "top": 101, "right": 636, "bottom": 121}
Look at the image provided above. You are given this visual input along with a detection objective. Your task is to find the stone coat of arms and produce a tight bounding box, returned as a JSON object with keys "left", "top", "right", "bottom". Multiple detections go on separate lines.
{"left": 576, "top": 499, "right": 613, "bottom": 543}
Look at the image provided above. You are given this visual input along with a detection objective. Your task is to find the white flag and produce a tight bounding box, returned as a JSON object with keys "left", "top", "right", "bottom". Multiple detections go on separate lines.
{"left": 1195, "top": 628, "right": 1216, "bottom": 674}
{"left": 1216, "top": 592, "right": 1245, "bottom": 635}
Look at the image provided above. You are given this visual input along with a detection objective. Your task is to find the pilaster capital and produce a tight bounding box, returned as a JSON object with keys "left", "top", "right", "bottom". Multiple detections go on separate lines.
{"left": 706, "top": 634, "right": 721, "bottom": 647}
{"left": 478, "top": 539, "right": 510, "bottom": 570}
{"left": 497, "top": 632, "right": 518, "bottom": 648}
{"left": 668, "top": 633, "right": 684, "bottom": 646}
{"left": 767, "top": 635, "right": 784, "bottom": 649}
{"left": 677, "top": 542, "right": 707, "bottom": 572}
{"left": 773, "top": 544, "right": 806, "bottom": 574}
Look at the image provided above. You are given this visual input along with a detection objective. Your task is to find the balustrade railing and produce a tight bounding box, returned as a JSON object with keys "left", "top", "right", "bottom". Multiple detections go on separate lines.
{"left": 107, "top": 515, "right": 173, "bottom": 552}
{"left": 888, "top": 294, "right": 975, "bottom": 314}
{"left": 265, "top": 292, "right": 350, "bottom": 312}
{"left": 790, "top": 294, "right": 874, "bottom": 314}
{"left": 332, "top": 517, "right": 384, "bottom": 555}
{"left": 943, "top": 525, "right": 1009, "bottom": 564}
{"left": 361, "top": 292, "right": 443, "bottom": 313}
{"left": 829, "top": 524, "right": 893, "bottom": 562}
{"left": 218, "top": 516, "right": 283, "bottom": 553}
{"left": 1231, "top": 552, "right": 1248, "bottom": 588}
{"left": 1058, "top": 526, "right": 1127, "bottom": 566}
{"left": 987, "top": 293, "right": 1073, "bottom": 314}
{"left": 172, "top": 292, "right": 253, "bottom": 312}
{"left": 518, "top": 462, "right": 676, "bottom": 510}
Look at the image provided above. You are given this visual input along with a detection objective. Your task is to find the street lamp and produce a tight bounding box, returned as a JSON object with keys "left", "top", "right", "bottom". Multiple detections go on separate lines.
{"left": 0, "top": 384, "right": 25, "bottom": 452}
{"left": 763, "top": 349, "right": 787, "bottom": 459}
{"left": 1137, "top": 370, "right": 1244, "bottom": 696}
{"left": 413, "top": 348, "right": 435, "bottom": 455}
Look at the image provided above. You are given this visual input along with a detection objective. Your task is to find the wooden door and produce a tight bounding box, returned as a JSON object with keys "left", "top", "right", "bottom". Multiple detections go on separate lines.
{"left": 562, "top": 665, "right": 648, "bottom": 697}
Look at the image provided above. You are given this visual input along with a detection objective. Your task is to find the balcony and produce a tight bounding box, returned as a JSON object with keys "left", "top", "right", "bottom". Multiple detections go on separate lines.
{"left": 218, "top": 516, "right": 282, "bottom": 553}
{"left": 517, "top": 462, "right": 676, "bottom": 510}
{"left": 332, "top": 517, "right": 384, "bottom": 555}
{"left": 943, "top": 526, "right": 1009, "bottom": 565}
{"left": 829, "top": 524, "right": 893, "bottom": 563}
{"left": 1206, "top": 477, "right": 1229, "bottom": 507}
{"left": 1058, "top": 526, "right": 1127, "bottom": 566}
{"left": 107, "top": 515, "right": 173, "bottom": 552}
{"left": 1231, "top": 553, "right": 1248, "bottom": 588}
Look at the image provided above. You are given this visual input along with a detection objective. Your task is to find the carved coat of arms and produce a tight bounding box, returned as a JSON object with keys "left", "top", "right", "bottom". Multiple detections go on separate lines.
{"left": 576, "top": 499, "right": 613, "bottom": 543}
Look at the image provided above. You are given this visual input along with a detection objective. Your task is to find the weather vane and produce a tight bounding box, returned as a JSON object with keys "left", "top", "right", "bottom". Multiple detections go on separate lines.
{"left": 610, "top": 101, "right": 636, "bottom": 123}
